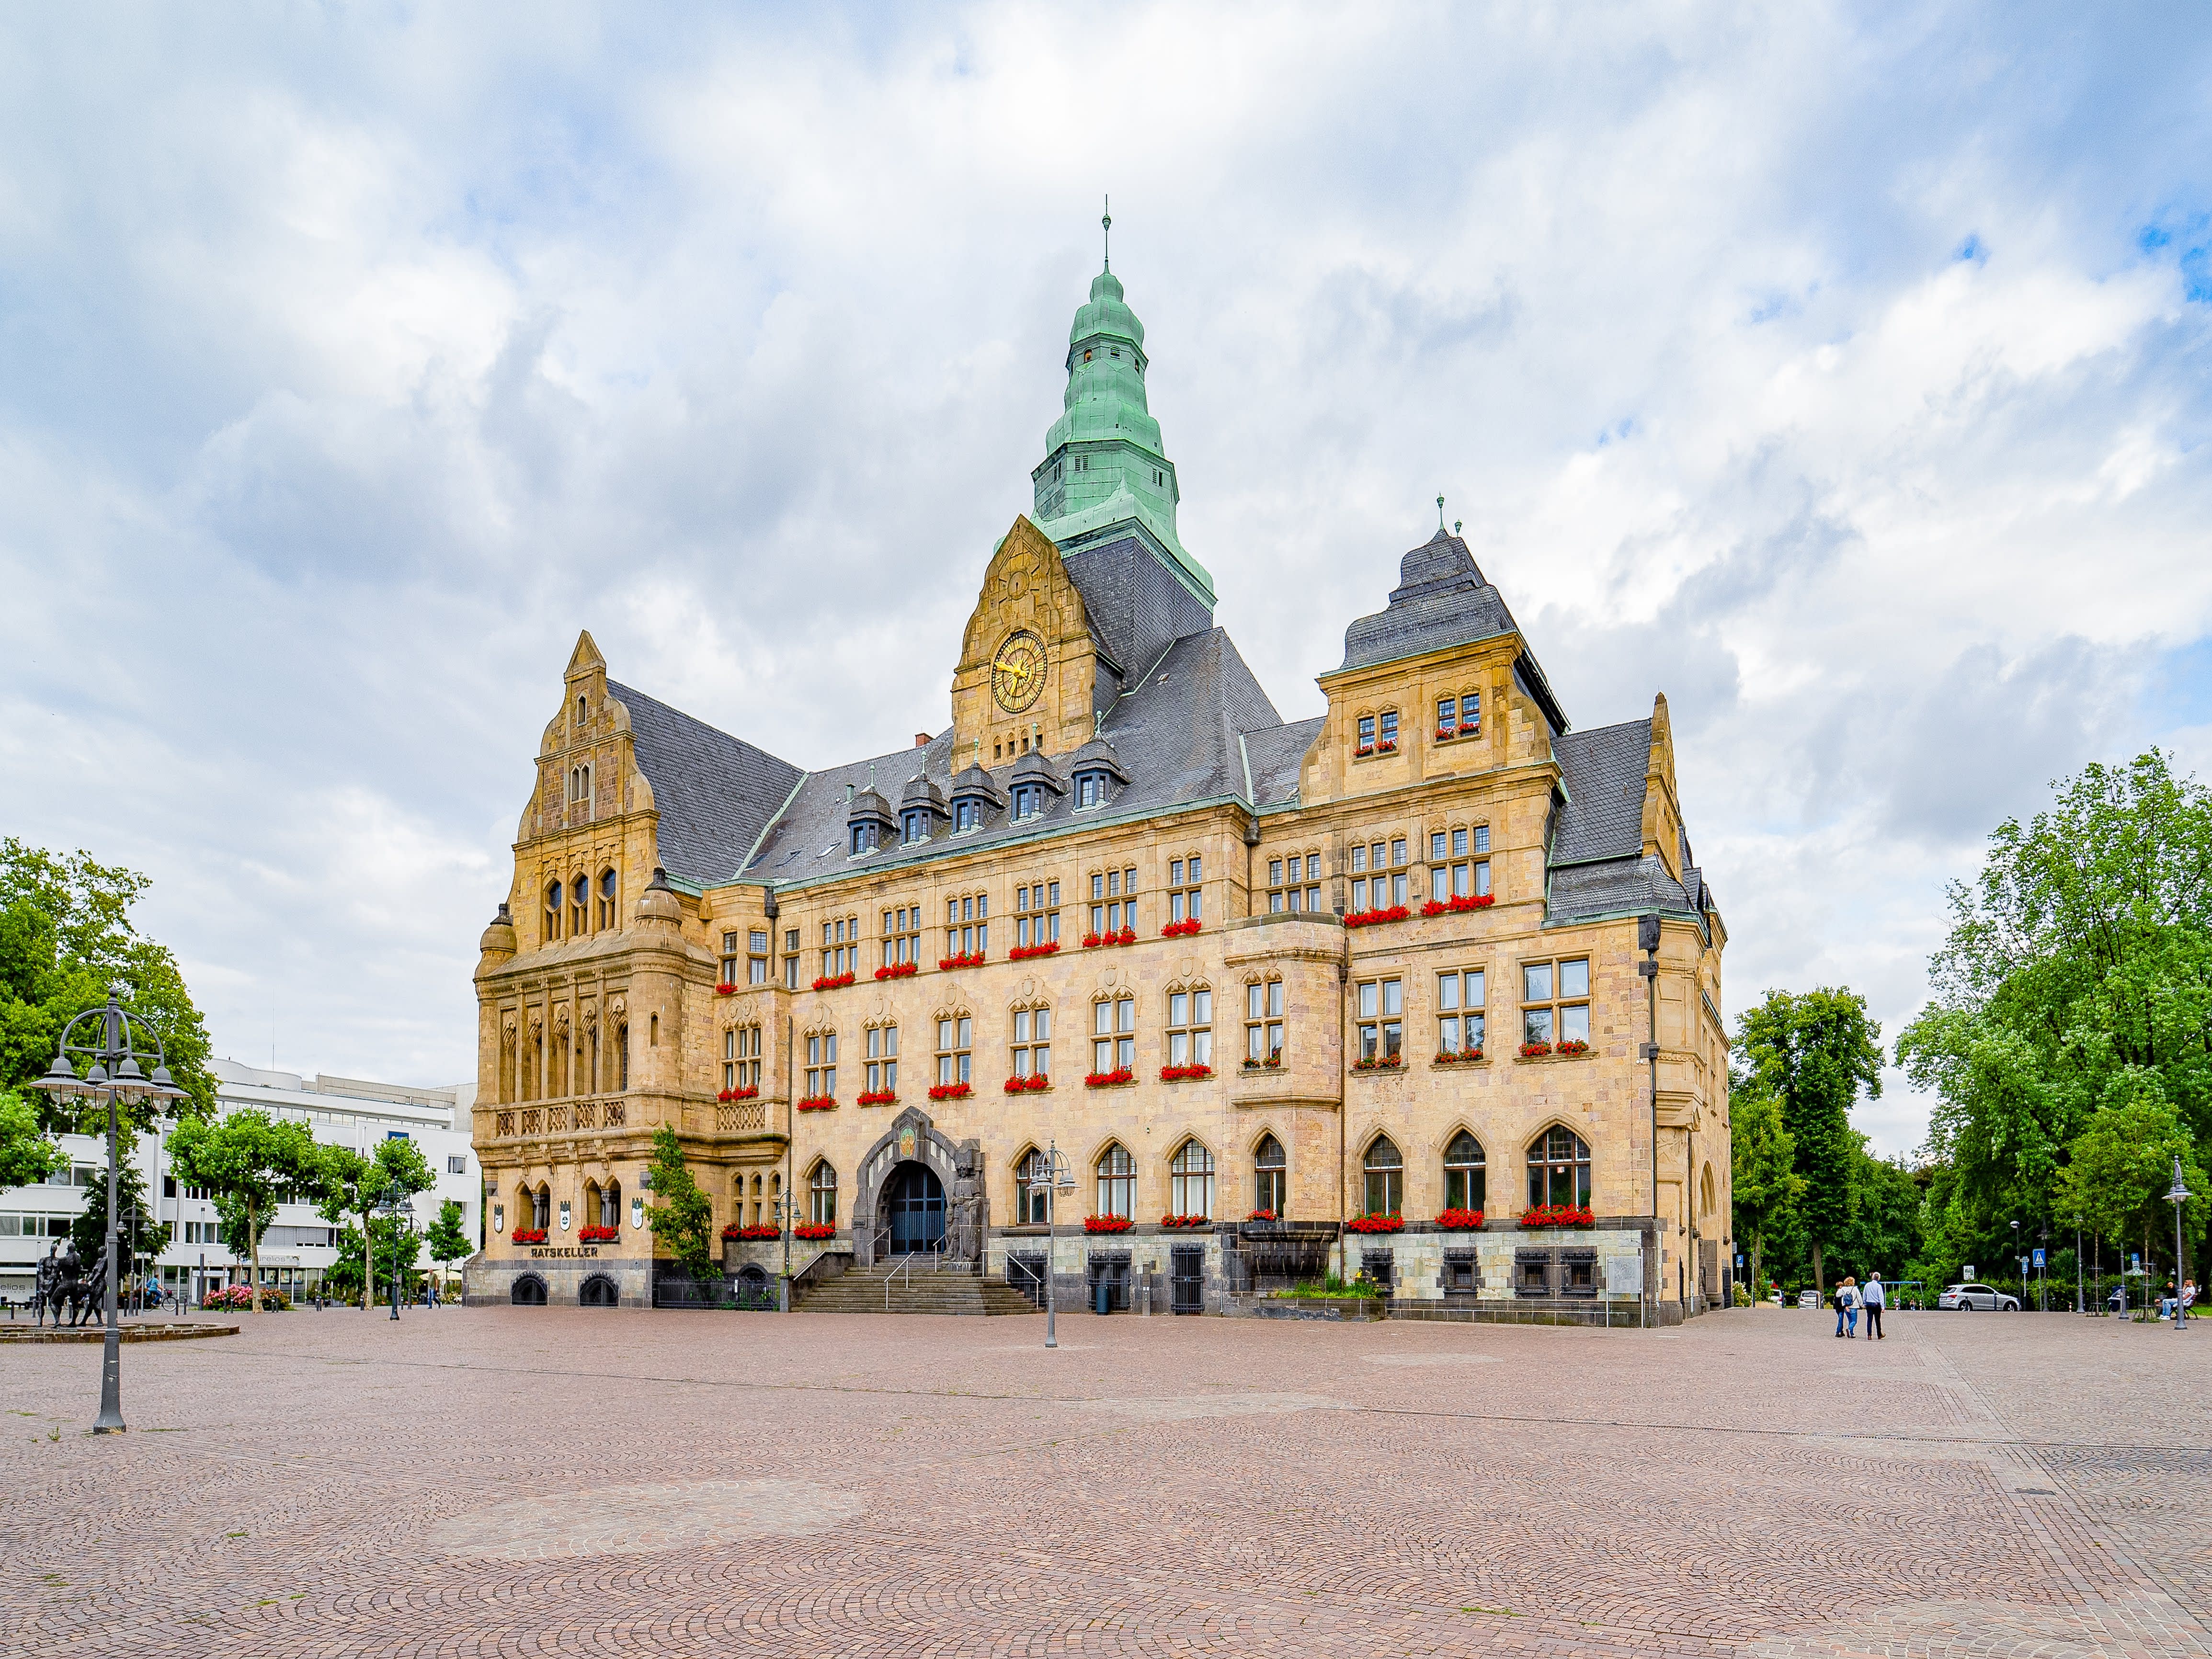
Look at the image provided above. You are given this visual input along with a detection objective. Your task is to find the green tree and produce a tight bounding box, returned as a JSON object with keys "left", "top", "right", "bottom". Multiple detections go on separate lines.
{"left": 424, "top": 1199, "right": 472, "bottom": 1283}
{"left": 2053, "top": 1086, "right": 2206, "bottom": 1280}
{"left": 370, "top": 1211, "right": 424, "bottom": 1303}
{"left": 68, "top": 1154, "right": 171, "bottom": 1282}
{"left": 313, "top": 1137, "right": 434, "bottom": 1306}
{"left": 644, "top": 1125, "right": 717, "bottom": 1287}
{"left": 169, "top": 1110, "right": 322, "bottom": 1312}
{"left": 0, "top": 1088, "right": 61, "bottom": 1189}
{"left": 1729, "top": 1090, "right": 1804, "bottom": 1297}
{"left": 318, "top": 1226, "right": 366, "bottom": 1303}
{"left": 1735, "top": 988, "right": 1884, "bottom": 1290}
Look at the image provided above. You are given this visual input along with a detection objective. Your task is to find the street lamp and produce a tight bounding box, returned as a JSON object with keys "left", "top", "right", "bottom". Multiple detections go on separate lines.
{"left": 376, "top": 1184, "right": 415, "bottom": 1321}
{"left": 1035, "top": 1141, "right": 1076, "bottom": 1350}
{"left": 773, "top": 1193, "right": 794, "bottom": 1312}
{"left": 2168, "top": 1156, "right": 2192, "bottom": 1334}
{"left": 25, "top": 988, "right": 188, "bottom": 1433}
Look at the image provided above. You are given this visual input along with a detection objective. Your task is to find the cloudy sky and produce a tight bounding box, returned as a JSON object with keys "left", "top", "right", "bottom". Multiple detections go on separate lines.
{"left": 4, "top": 5, "right": 2209, "bottom": 1153}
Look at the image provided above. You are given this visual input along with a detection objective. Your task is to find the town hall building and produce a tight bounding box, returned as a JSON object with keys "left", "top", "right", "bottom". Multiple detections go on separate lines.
{"left": 466, "top": 247, "right": 1733, "bottom": 1321}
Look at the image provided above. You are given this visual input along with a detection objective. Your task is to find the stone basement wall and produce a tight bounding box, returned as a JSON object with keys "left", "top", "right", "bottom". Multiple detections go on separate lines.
{"left": 464, "top": 1250, "right": 650, "bottom": 1308}
{"left": 986, "top": 1227, "right": 1228, "bottom": 1314}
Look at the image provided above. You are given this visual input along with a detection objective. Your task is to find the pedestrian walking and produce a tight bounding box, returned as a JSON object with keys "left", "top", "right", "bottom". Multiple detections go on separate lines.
{"left": 1862, "top": 1273, "right": 1884, "bottom": 1339}
{"left": 1834, "top": 1278, "right": 1858, "bottom": 1338}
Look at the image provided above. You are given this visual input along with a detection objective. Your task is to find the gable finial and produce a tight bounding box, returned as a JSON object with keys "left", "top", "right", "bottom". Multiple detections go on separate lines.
{"left": 867, "top": 761, "right": 876, "bottom": 791}
{"left": 1454, "top": 519, "right": 1462, "bottom": 535}
{"left": 1437, "top": 494, "right": 1446, "bottom": 532}
{"left": 1102, "top": 194, "right": 1112, "bottom": 271}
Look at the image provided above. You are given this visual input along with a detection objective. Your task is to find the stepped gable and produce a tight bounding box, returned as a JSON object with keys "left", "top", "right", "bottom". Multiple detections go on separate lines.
{"left": 606, "top": 680, "right": 802, "bottom": 888}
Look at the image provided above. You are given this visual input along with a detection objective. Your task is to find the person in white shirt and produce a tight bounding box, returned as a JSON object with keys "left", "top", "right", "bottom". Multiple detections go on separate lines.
{"left": 1862, "top": 1272, "right": 1885, "bottom": 1340}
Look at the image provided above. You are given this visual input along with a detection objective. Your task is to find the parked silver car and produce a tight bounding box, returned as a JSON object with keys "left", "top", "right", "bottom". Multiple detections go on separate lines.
{"left": 1939, "top": 1282, "right": 2020, "bottom": 1311}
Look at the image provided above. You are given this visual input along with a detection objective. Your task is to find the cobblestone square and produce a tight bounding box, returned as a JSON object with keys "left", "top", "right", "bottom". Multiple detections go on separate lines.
{"left": 4, "top": 1307, "right": 2208, "bottom": 1658}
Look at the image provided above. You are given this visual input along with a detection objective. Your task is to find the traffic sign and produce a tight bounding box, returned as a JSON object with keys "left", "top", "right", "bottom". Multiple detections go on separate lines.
{"left": 2032, "top": 1248, "right": 2045, "bottom": 1269}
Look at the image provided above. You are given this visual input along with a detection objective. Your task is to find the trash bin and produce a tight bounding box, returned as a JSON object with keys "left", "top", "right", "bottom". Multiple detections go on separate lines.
{"left": 1093, "top": 1276, "right": 1113, "bottom": 1315}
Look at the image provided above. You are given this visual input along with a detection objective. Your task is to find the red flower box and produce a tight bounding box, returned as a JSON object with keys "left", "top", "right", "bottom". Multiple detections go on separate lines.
{"left": 714, "top": 982, "right": 737, "bottom": 996}
{"left": 1354, "top": 745, "right": 1375, "bottom": 758}
{"left": 728, "top": 1085, "right": 759, "bottom": 1100}
{"left": 1431, "top": 1049, "right": 1483, "bottom": 1066}
{"left": 796, "top": 1095, "right": 837, "bottom": 1112}
{"left": 578, "top": 1225, "right": 618, "bottom": 1243}
{"left": 1375, "top": 739, "right": 1397, "bottom": 753}
{"left": 1344, "top": 904, "right": 1411, "bottom": 929}
{"left": 1159, "top": 918, "right": 1201, "bottom": 938}
{"left": 1435, "top": 727, "right": 1456, "bottom": 742}
{"left": 1083, "top": 1215, "right": 1133, "bottom": 1234}
{"left": 1554, "top": 1038, "right": 1590, "bottom": 1057}
{"left": 1003, "top": 1074, "right": 1050, "bottom": 1094}
{"left": 1345, "top": 1212, "right": 1403, "bottom": 1234}
{"left": 1083, "top": 1067, "right": 1135, "bottom": 1088}
{"left": 1520, "top": 1204, "right": 1595, "bottom": 1228}
{"left": 938, "top": 952, "right": 987, "bottom": 971}
{"left": 723, "top": 1222, "right": 781, "bottom": 1240}
{"left": 511, "top": 1227, "right": 547, "bottom": 1245}
{"left": 927, "top": 1081, "right": 972, "bottom": 1102}
{"left": 1246, "top": 1209, "right": 1278, "bottom": 1222}
{"left": 1519, "top": 1041, "right": 1553, "bottom": 1059}
{"left": 1159, "top": 1213, "right": 1210, "bottom": 1229}
{"left": 1457, "top": 722, "right": 1480, "bottom": 736}
{"left": 856, "top": 1090, "right": 898, "bottom": 1106}
{"left": 1241, "top": 1054, "right": 1284, "bottom": 1071}
{"left": 811, "top": 972, "right": 856, "bottom": 991}
{"left": 1159, "top": 1063, "right": 1213, "bottom": 1082}
{"left": 874, "top": 962, "right": 919, "bottom": 980}
{"left": 793, "top": 1223, "right": 836, "bottom": 1241}
{"left": 1351, "top": 1054, "right": 1404, "bottom": 1072}
{"left": 1419, "top": 893, "right": 1496, "bottom": 918}
{"left": 1435, "top": 1208, "right": 1484, "bottom": 1230}
{"left": 1080, "top": 928, "right": 1138, "bottom": 949}
{"left": 1008, "top": 942, "right": 1061, "bottom": 962}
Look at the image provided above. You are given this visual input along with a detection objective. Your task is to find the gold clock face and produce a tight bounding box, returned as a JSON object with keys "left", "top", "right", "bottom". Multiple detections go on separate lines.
{"left": 991, "top": 629, "right": 1047, "bottom": 714}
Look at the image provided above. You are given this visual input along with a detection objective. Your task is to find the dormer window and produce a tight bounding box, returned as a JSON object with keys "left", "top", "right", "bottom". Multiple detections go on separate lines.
{"left": 1074, "top": 770, "right": 1110, "bottom": 810}
{"left": 902, "top": 809, "right": 931, "bottom": 845}
{"left": 954, "top": 798, "right": 982, "bottom": 832}
{"left": 1013, "top": 784, "right": 1045, "bottom": 820}
{"left": 850, "top": 822, "right": 878, "bottom": 856}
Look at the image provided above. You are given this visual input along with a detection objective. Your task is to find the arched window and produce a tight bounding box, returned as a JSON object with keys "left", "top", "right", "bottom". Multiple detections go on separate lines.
{"left": 1527, "top": 1126, "right": 1592, "bottom": 1210}
{"left": 545, "top": 881, "right": 563, "bottom": 943}
{"left": 616, "top": 1023, "right": 629, "bottom": 1090}
{"left": 532, "top": 1184, "right": 551, "bottom": 1231}
{"left": 1252, "top": 1134, "right": 1286, "bottom": 1216}
{"left": 569, "top": 875, "right": 588, "bottom": 936}
{"left": 809, "top": 1160, "right": 838, "bottom": 1227}
{"left": 596, "top": 868, "right": 618, "bottom": 930}
{"left": 1015, "top": 1147, "right": 1051, "bottom": 1225}
{"left": 1169, "top": 1140, "right": 1214, "bottom": 1219}
{"left": 1095, "top": 1143, "right": 1135, "bottom": 1218}
{"left": 1443, "top": 1131, "right": 1486, "bottom": 1213}
{"left": 1362, "top": 1136, "right": 1402, "bottom": 1217}
{"left": 602, "top": 1179, "right": 621, "bottom": 1229}
{"left": 1700, "top": 1161, "right": 1715, "bottom": 1218}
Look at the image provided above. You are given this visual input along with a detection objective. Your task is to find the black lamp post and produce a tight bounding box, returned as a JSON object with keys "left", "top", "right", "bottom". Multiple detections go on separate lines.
{"left": 377, "top": 1185, "right": 415, "bottom": 1321}
{"left": 26, "top": 989, "right": 189, "bottom": 1433}
{"left": 2169, "top": 1157, "right": 2192, "bottom": 1333}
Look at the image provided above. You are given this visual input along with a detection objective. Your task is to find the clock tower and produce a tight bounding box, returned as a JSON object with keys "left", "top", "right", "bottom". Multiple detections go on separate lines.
{"left": 949, "top": 514, "right": 1107, "bottom": 767}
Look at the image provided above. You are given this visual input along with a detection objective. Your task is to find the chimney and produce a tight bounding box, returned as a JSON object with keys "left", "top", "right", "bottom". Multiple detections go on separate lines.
{"left": 914, "top": 732, "right": 931, "bottom": 748}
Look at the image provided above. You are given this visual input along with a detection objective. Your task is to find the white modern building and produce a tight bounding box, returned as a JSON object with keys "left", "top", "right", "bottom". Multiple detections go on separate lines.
{"left": 1, "top": 1058, "right": 481, "bottom": 1306}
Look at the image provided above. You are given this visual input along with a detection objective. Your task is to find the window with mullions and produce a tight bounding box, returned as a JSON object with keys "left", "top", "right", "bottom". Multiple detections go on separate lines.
{"left": 945, "top": 892, "right": 989, "bottom": 957}
{"left": 1245, "top": 978, "right": 1284, "bottom": 1064}
{"left": 595, "top": 868, "right": 618, "bottom": 930}
{"left": 1016, "top": 1147, "right": 1051, "bottom": 1224}
{"left": 783, "top": 928, "right": 799, "bottom": 989}
{"left": 1437, "top": 969, "right": 1486, "bottom": 1055}
{"left": 1266, "top": 851, "right": 1322, "bottom": 914}
{"left": 865, "top": 1023, "right": 898, "bottom": 1093}
{"left": 1165, "top": 987, "right": 1212, "bottom": 1068}
{"left": 1362, "top": 1136, "right": 1402, "bottom": 1216}
{"left": 1428, "top": 826, "right": 1493, "bottom": 901}
{"left": 719, "top": 932, "right": 741, "bottom": 987}
{"left": 935, "top": 1014, "right": 973, "bottom": 1086}
{"left": 953, "top": 797, "right": 983, "bottom": 833}
{"left": 1167, "top": 855, "right": 1203, "bottom": 922}
{"left": 544, "top": 881, "right": 562, "bottom": 944}
{"left": 722, "top": 1025, "right": 762, "bottom": 1093}
{"left": 809, "top": 1160, "right": 838, "bottom": 1227}
{"left": 1074, "top": 771, "right": 1111, "bottom": 809}
{"left": 1347, "top": 838, "right": 1410, "bottom": 913}
{"left": 1443, "top": 1131, "right": 1486, "bottom": 1212}
{"left": 1014, "top": 882, "right": 1060, "bottom": 948}
{"left": 880, "top": 906, "right": 921, "bottom": 968}
{"left": 1010, "top": 1006, "right": 1051, "bottom": 1079}
{"left": 568, "top": 874, "right": 588, "bottom": 938}
{"left": 1095, "top": 1143, "right": 1135, "bottom": 1218}
{"left": 1356, "top": 977, "right": 1403, "bottom": 1062}
{"left": 849, "top": 821, "right": 878, "bottom": 856}
{"left": 1253, "top": 1133, "right": 1287, "bottom": 1215}
{"left": 901, "top": 808, "right": 932, "bottom": 845}
{"left": 1527, "top": 1126, "right": 1592, "bottom": 1209}
{"left": 1012, "top": 783, "right": 1047, "bottom": 820}
{"left": 1092, "top": 994, "right": 1135, "bottom": 1072}
{"left": 821, "top": 915, "right": 861, "bottom": 978}
{"left": 1435, "top": 690, "right": 1482, "bottom": 739}
{"left": 1169, "top": 1140, "right": 1214, "bottom": 1218}
{"left": 748, "top": 929, "right": 769, "bottom": 984}
{"left": 1088, "top": 866, "right": 1139, "bottom": 935}
{"left": 804, "top": 1032, "right": 837, "bottom": 1099}
{"left": 1521, "top": 957, "right": 1591, "bottom": 1046}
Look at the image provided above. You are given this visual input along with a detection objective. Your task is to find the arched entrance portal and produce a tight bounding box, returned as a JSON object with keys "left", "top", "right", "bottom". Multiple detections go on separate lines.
{"left": 885, "top": 1161, "right": 946, "bottom": 1254}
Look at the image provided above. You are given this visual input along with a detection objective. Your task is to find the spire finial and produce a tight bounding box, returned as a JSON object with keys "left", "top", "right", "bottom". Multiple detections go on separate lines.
{"left": 1102, "top": 194, "right": 1112, "bottom": 271}
{"left": 1437, "top": 494, "right": 1446, "bottom": 532}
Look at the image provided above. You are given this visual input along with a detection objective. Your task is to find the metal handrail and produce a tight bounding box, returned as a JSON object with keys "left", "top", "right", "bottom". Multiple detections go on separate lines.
{"left": 883, "top": 1237, "right": 947, "bottom": 1308}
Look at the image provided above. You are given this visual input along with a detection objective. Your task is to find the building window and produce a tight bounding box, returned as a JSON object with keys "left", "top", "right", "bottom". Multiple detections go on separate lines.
{"left": 1362, "top": 1136, "right": 1403, "bottom": 1216}
{"left": 1165, "top": 986, "right": 1212, "bottom": 1068}
{"left": 596, "top": 868, "right": 618, "bottom": 930}
{"left": 783, "top": 928, "right": 800, "bottom": 989}
{"left": 748, "top": 929, "right": 769, "bottom": 984}
{"left": 1355, "top": 977, "right": 1403, "bottom": 1063}
{"left": 1075, "top": 771, "right": 1110, "bottom": 809}
{"left": 902, "top": 808, "right": 932, "bottom": 845}
{"left": 1016, "top": 1148, "right": 1051, "bottom": 1224}
{"left": 954, "top": 796, "right": 983, "bottom": 833}
{"left": 1522, "top": 957, "right": 1591, "bottom": 1047}
{"left": 850, "top": 821, "right": 878, "bottom": 856}
{"left": 1012, "top": 783, "right": 1045, "bottom": 819}
{"left": 1169, "top": 1140, "right": 1215, "bottom": 1218}
{"left": 568, "top": 875, "right": 588, "bottom": 938}
{"left": 1347, "top": 837, "right": 1410, "bottom": 913}
{"left": 821, "top": 915, "right": 861, "bottom": 978}
{"left": 1253, "top": 1133, "right": 1287, "bottom": 1215}
{"left": 448, "top": 1155, "right": 467, "bottom": 1175}
{"left": 805, "top": 1032, "right": 837, "bottom": 1099}
{"left": 1088, "top": 865, "right": 1139, "bottom": 935}
{"left": 945, "top": 892, "right": 989, "bottom": 958}
{"left": 809, "top": 1160, "right": 838, "bottom": 1227}
{"left": 567, "top": 763, "right": 593, "bottom": 813}
{"left": 1528, "top": 1126, "right": 1592, "bottom": 1209}
{"left": 723, "top": 1024, "right": 762, "bottom": 1093}
{"left": 1011, "top": 1006, "right": 1051, "bottom": 1079}
{"left": 935, "top": 1014, "right": 973, "bottom": 1086}
{"left": 1444, "top": 1131, "right": 1486, "bottom": 1212}
{"left": 719, "top": 931, "right": 741, "bottom": 987}
{"left": 1379, "top": 709, "right": 1398, "bottom": 748}
{"left": 1167, "top": 854, "right": 1203, "bottom": 923}
{"left": 1245, "top": 977, "right": 1284, "bottom": 1064}
{"left": 599, "top": 1179, "right": 622, "bottom": 1229}
{"left": 1095, "top": 1142, "right": 1135, "bottom": 1218}
{"left": 1266, "top": 852, "right": 1322, "bottom": 914}
{"left": 865, "top": 1023, "right": 898, "bottom": 1093}
{"left": 545, "top": 880, "right": 562, "bottom": 943}
{"left": 1092, "top": 994, "right": 1136, "bottom": 1073}
{"left": 1014, "top": 882, "right": 1060, "bottom": 949}
{"left": 1428, "top": 825, "right": 1493, "bottom": 902}
{"left": 1437, "top": 691, "right": 1481, "bottom": 738}
{"left": 1437, "top": 969, "right": 1486, "bottom": 1056}
{"left": 881, "top": 906, "right": 922, "bottom": 968}
{"left": 1357, "top": 713, "right": 1375, "bottom": 751}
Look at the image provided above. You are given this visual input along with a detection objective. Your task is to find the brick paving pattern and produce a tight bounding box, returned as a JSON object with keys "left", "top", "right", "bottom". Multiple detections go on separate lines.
{"left": 2, "top": 1307, "right": 2207, "bottom": 1657}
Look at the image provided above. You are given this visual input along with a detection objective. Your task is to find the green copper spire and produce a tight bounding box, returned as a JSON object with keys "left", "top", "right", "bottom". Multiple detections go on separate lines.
{"left": 1031, "top": 216, "right": 1214, "bottom": 607}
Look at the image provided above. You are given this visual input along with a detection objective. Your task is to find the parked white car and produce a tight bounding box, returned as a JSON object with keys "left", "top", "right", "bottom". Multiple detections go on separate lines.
{"left": 1939, "top": 1282, "right": 2020, "bottom": 1311}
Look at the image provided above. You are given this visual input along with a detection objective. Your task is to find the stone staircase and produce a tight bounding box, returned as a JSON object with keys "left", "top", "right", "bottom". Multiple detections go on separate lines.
{"left": 796, "top": 1259, "right": 1040, "bottom": 1316}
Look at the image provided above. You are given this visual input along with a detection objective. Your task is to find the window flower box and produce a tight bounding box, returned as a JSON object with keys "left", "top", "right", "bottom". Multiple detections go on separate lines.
{"left": 1519, "top": 1041, "right": 1553, "bottom": 1059}
{"left": 796, "top": 1095, "right": 837, "bottom": 1112}
{"left": 1520, "top": 1204, "right": 1595, "bottom": 1228}
{"left": 856, "top": 1089, "right": 898, "bottom": 1106}
{"left": 1083, "top": 1214, "right": 1133, "bottom": 1234}
{"left": 1344, "top": 904, "right": 1410, "bottom": 929}
{"left": 811, "top": 972, "right": 856, "bottom": 991}
{"left": 1457, "top": 722, "right": 1480, "bottom": 737}
{"left": 1434, "top": 1208, "right": 1484, "bottom": 1230}
{"left": 793, "top": 1223, "right": 837, "bottom": 1241}
{"left": 1159, "top": 918, "right": 1201, "bottom": 938}
{"left": 1432, "top": 1049, "right": 1483, "bottom": 1066}
{"left": 1003, "top": 1074, "right": 1050, "bottom": 1094}
{"left": 874, "top": 962, "right": 918, "bottom": 980}
{"left": 1351, "top": 1054, "right": 1403, "bottom": 1072}
{"left": 1418, "top": 893, "right": 1495, "bottom": 918}
{"left": 511, "top": 1227, "right": 547, "bottom": 1245}
{"left": 723, "top": 1222, "right": 781, "bottom": 1241}
{"left": 1080, "top": 927, "right": 1138, "bottom": 949}
{"left": 1553, "top": 1038, "right": 1590, "bottom": 1057}
{"left": 1374, "top": 739, "right": 1397, "bottom": 753}
{"left": 577, "top": 1224, "right": 618, "bottom": 1243}
{"left": 715, "top": 982, "right": 737, "bottom": 996}
{"left": 1345, "top": 1212, "right": 1403, "bottom": 1234}
{"left": 1084, "top": 1067, "right": 1135, "bottom": 1088}
{"left": 1353, "top": 744, "right": 1375, "bottom": 758}
{"left": 1247, "top": 1209, "right": 1278, "bottom": 1222}
{"left": 1008, "top": 942, "right": 1061, "bottom": 962}
{"left": 1241, "top": 1054, "right": 1284, "bottom": 1071}
{"left": 716, "top": 1085, "right": 761, "bottom": 1102}
{"left": 926, "top": 1081, "right": 972, "bottom": 1102}
{"left": 938, "top": 951, "right": 987, "bottom": 970}
{"left": 1159, "top": 1213, "right": 1211, "bottom": 1229}
{"left": 1435, "top": 727, "right": 1457, "bottom": 742}
{"left": 1159, "top": 1063, "right": 1213, "bottom": 1082}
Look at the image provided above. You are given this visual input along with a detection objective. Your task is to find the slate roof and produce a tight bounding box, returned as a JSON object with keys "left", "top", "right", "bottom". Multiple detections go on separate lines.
{"left": 608, "top": 680, "right": 803, "bottom": 888}
{"left": 1543, "top": 716, "right": 1717, "bottom": 936}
